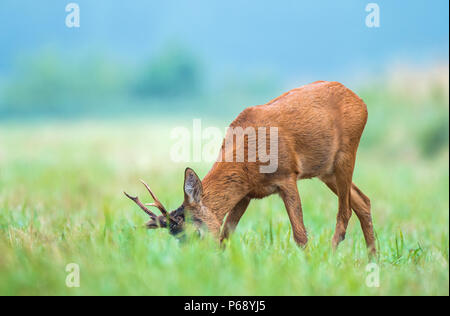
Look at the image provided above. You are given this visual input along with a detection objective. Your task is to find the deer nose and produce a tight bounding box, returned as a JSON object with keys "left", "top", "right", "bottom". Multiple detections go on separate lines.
{"left": 145, "top": 216, "right": 169, "bottom": 229}
{"left": 145, "top": 220, "right": 159, "bottom": 229}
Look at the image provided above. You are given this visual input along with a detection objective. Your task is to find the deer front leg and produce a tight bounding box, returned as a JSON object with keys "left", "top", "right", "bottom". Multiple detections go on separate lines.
{"left": 279, "top": 180, "right": 308, "bottom": 247}
{"left": 220, "top": 196, "right": 250, "bottom": 243}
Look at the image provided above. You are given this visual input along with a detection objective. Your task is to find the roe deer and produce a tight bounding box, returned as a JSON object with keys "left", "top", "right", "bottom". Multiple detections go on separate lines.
{"left": 124, "top": 81, "right": 376, "bottom": 256}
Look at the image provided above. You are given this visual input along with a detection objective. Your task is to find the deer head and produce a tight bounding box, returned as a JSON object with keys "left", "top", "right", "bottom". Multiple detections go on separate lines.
{"left": 124, "top": 168, "right": 204, "bottom": 236}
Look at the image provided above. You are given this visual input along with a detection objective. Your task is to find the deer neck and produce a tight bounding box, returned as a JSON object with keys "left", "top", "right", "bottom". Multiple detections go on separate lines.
{"left": 200, "top": 163, "right": 249, "bottom": 231}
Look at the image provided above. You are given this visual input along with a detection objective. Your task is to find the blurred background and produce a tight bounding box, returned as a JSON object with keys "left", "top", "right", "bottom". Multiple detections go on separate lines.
{"left": 0, "top": 1, "right": 448, "bottom": 295}
{"left": 0, "top": 0, "right": 448, "bottom": 120}
{"left": 0, "top": 0, "right": 448, "bottom": 170}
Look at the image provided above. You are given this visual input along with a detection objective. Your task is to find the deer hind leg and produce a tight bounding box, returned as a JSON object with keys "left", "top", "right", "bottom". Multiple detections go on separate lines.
{"left": 321, "top": 175, "right": 376, "bottom": 256}
{"left": 279, "top": 179, "right": 308, "bottom": 247}
{"left": 220, "top": 196, "right": 251, "bottom": 243}
{"left": 329, "top": 153, "right": 355, "bottom": 250}
{"left": 349, "top": 183, "right": 376, "bottom": 256}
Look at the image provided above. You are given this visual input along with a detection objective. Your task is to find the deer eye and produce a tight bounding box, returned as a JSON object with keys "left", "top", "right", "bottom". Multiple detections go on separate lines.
{"left": 191, "top": 216, "right": 203, "bottom": 226}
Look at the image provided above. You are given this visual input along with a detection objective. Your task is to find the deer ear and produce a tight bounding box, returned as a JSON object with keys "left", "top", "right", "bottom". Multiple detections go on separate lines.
{"left": 184, "top": 168, "right": 203, "bottom": 204}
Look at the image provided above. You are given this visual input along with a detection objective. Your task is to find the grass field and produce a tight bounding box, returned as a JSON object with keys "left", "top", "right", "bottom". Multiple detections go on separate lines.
{"left": 0, "top": 73, "right": 449, "bottom": 295}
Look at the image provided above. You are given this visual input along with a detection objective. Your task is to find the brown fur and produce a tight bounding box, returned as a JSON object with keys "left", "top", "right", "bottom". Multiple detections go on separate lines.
{"left": 126, "top": 81, "right": 376, "bottom": 256}
{"left": 185, "top": 81, "right": 376, "bottom": 256}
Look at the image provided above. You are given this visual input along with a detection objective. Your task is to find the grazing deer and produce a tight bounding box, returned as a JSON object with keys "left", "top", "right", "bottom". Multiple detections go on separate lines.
{"left": 124, "top": 81, "right": 376, "bottom": 256}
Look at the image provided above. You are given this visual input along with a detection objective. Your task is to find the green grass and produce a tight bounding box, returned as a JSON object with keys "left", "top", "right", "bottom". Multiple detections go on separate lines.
{"left": 0, "top": 118, "right": 448, "bottom": 295}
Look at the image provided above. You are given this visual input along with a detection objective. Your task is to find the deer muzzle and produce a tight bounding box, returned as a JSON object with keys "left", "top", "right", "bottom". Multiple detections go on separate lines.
{"left": 145, "top": 216, "right": 168, "bottom": 229}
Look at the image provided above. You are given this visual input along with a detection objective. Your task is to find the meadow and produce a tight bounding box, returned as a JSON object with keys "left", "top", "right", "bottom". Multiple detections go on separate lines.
{"left": 0, "top": 68, "right": 448, "bottom": 296}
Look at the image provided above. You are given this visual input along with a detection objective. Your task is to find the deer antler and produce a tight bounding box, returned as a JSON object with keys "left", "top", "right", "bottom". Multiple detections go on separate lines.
{"left": 123, "top": 191, "right": 158, "bottom": 220}
{"left": 139, "top": 180, "right": 179, "bottom": 223}
{"left": 125, "top": 180, "right": 178, "bottom": 224}
{"left": 139, "top": 179, "right": 168, "bottom": 216}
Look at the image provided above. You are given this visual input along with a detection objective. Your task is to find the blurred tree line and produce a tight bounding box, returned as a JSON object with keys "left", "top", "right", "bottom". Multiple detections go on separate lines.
{"left": 0, "top": 46, "right": 447, "bottom": 159}
{"left": 0, "top": 46, "right": 201, "bottom": 117}
{"left": 0, "top": 45, "right": 279, "bottom": 119}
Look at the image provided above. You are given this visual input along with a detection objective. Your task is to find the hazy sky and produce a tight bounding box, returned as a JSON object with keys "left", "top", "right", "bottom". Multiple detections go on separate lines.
{"left": 0, "top": 0, "right": 448, "bottom": 83}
